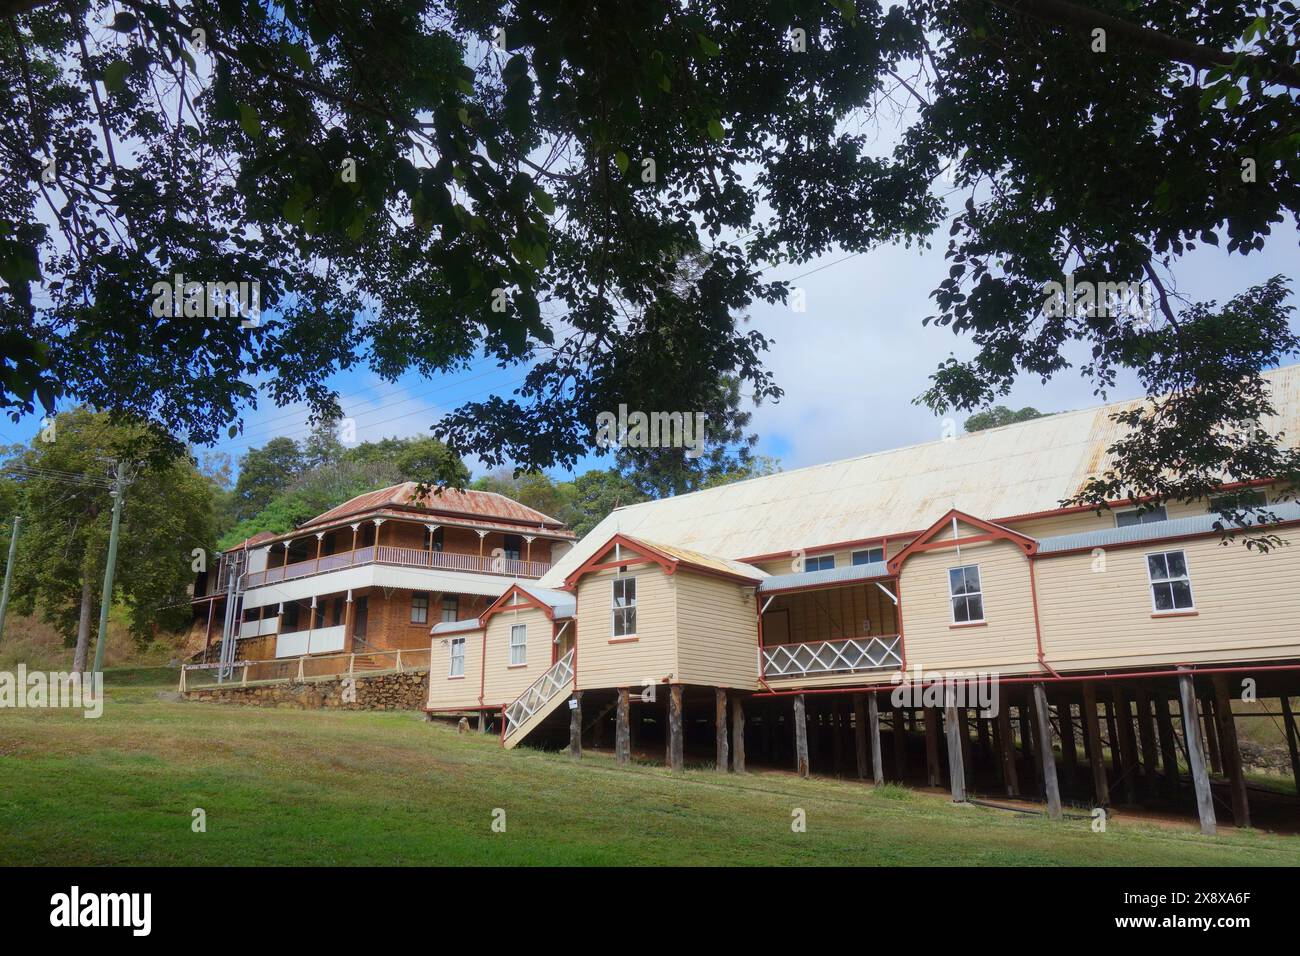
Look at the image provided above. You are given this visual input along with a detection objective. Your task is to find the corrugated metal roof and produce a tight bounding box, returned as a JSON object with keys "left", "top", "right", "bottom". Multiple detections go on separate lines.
{"left": 1035, "top": 502, "right": 1300, "bottom": 554}
{"left": 303, "top": 482, "right": 569, "bottom": 530}
{"left": 431, "top": 618, "right": 484, "bottom": 636}
{"left": 515, "top": 583, "right": 577, "bottom": 618}
{"left": 630, "top": 537, "right": 766, "bottom": 580}
{"left": 540, "top": 364, "right": 1300, "bottom": 589}
{"left": 758, "top": 560, "right": 891, "bottom": 593}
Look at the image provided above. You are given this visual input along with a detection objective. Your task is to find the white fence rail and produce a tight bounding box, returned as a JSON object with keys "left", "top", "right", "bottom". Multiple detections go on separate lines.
{"left": 179, "top": 647, "right": 432, "bottom": 692}
{"left": 503, "top": 649, "right": 575, "bottom": 739}
{"left": 761, "top": 635, "right": 902, "bottom": 679}
{"left": 242, "top": 546, "right": 551, "bottom": 587}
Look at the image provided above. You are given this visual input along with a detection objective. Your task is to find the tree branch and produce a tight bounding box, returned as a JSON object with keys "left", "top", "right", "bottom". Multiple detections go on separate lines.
{"left": 993, "top": 0, "right": 1300, "bottom": 90}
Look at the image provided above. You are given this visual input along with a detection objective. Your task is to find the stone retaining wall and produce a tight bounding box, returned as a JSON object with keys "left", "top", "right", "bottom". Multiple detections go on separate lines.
{"left": 183, "top": 669, "right": 430, "bottom": 711}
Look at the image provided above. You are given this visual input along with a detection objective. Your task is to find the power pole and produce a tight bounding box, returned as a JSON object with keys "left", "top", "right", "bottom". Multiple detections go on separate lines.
{"left": 0, "top": 515, "right": 20, "bottom": 644}
{"left": 92, "top": 462, "right": 130, "bottom": 674}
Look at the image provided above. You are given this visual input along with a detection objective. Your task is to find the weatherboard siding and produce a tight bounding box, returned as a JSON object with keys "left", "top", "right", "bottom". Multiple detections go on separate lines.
{"left": 1033, "top": 534, "right": 1300, "bottom": 670}
{"left": 674, "top": 571, "right": 760, "bottom": 690}
{"left": 481, "top": 599, "right": 554, "bottom": 706}
{"left": 427, "top": 627, "right": 484, "bottom": 710}
{"left": 575, "top": 566, "right": 677, "bottom": 691}
{"left": 898, "top": 539, "right": 1041, "bottom": 674}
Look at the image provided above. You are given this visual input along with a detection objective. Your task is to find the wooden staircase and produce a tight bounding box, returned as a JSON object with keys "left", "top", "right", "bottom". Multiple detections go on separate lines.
{"left": 502, "top": 649, "right": 576, "bottom": 750}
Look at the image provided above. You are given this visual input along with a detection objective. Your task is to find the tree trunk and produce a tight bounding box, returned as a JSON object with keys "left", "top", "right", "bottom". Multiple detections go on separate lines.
{"left": 73, "top": 575, "right": 94, "bottom": 672}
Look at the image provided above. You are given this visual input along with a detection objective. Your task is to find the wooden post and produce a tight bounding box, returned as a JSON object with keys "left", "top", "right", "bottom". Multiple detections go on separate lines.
{"left": 853, "top": 695, "right": 869, "bottom": 780}
{"left": 1202, "top": 695, "right": 1223, "bottom": 775}
{"left": 995, "top": 701, "right": 1020, "bottom": 796}
{"left": 1058, "top": 701, "right": 1077, "bottom": 791}
{"left": 1154, "top": 693, "right": 1180, "bottom": 795}
{"left": 1104, "top": 700, "right": 1121, "bottom": 780}
{"left": 615, "top": 688, "right": 631, "bottom": 765}
{"left": 793, "top": 694, "right": 809, "bottom": 778}
{"left": 924, "top": 707, "right": 941, "bottom": 787}
{"left": 1024, "top": 702, "right": 1043, "bottom": 796}
{"left": 715, "top": 688, "right": 729, "bottom": 773}
{"left": 1281, "top": 696, "right": 1300, "bottom": 799}
{"left": 667, "top": 685, "right": 684, "bottom": 772}
{"left": 568, "top": 690, "right": 583, "bottom": 760}
{"left": 1113, "top": 686, "right": 1140, "bottom": 804}
{"left": 957, "top": 708, "right": 974, "bottom": 775}
{"left": 1178, "top": 674, "right": 1217, "bottom": 835}
{"left": 1133, "top": 686, "right": 1160, "bottom": 799}
{"left": 831, "top": 699, "right": 845, "bottom": 776}
{"left": 944, "top": 691, "right": 966, "bottom": 802}
{"left": 1033, "top": 683, "right": 1062, "bottom": 820}
{"left": 731, "top": 695, "right": 746, "bottom": 773}
{"left": 868, "top": 693, "right": 884, "bottom": 785}
{"left": 1211, "top": 674, "right": 1250, "bottom": 828}
{"left": 477, "top": 710, "right": 486, "bottom": 733}
{"left": 1081, "top": 683, "right": 1109, "bottom": 807}
{"left": 892, "top": 707, "right": 907, "bottom": 779}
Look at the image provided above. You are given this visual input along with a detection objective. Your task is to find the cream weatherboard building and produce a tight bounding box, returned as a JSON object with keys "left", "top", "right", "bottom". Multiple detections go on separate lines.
{"left": 428, "top": 364, "right": 1300, "bottom": 835}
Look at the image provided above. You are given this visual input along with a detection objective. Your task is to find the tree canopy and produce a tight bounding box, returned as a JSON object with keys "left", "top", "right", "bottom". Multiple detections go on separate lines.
{"left": 964, "top": 406, "right": 1048, "bottom": 433}
{"left": 0, "top": 408, "right": 215, "bottom": 663}
{"left": 2, "top": 0, "right": 1298, "bottom": 524}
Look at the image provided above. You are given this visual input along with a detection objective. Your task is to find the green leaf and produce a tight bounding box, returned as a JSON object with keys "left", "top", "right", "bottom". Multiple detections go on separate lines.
{"left": 698, "top": 33, "right": 720, "bottom": 57}
{"left": 614, "top": 150, "right": 629, "bottom": 173}
{"left": 103, "top": 60, "right": 130, "bottom": 94}
{"left": 238, "top": 104, "right": 261, "bottom": 139}
{"left": 285, "top": 43, "right": 313, "bottom": 71}
{"left": 707, "top": 119, "right": 724, "bottom": 141}
{"left": 108, "top": 12, "right": 138, "bottom": 32}
{"left": 532, "top": 188, "right": 556, "bottom": 216}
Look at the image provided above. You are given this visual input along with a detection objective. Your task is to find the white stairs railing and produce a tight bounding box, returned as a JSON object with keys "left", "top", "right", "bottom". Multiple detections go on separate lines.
{"left": 502, "top": 649, "right": 575, "bottom": 749}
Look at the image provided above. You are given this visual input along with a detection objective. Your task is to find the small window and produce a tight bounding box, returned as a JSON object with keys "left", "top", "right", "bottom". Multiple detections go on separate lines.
{"left": 410, "top": 592, "right": 429, "bottom": 624}
{"left": 804, "top": 554, "right": 835, "bottom": 572}
{"left": 1209, "top": 490, "right": 1267, "bottom": 513}
{"left": 441, "top": 596, "right": 459, "bottom": 623}
{"left": 852, "top": 547, "right": 884, "bottom": 566}
{"left": 509, "top": 623, "right": 527, "bottom": 665}
{"left": 1115, "top": 505, "right": 1168, "bottom": 528}
{"left": 449, "top": 637, "right": 466, "bottom": 677}
{"left": 1147, "top": 550, "right": 1194, "bottom": 612}
{"left": 612, "top": 577, "right": 637, "bottom": 637}
{"left": 948, "top": 565, "right": 984, "bottom": 624}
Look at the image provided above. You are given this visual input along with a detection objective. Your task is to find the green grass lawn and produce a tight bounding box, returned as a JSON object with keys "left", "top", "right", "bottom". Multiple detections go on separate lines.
{"left": 2, "top": 669, "right": 1299, "bottom": 866}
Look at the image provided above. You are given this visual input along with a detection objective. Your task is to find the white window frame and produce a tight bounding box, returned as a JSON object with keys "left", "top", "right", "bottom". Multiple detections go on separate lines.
{"left": 1114, "top": 505, "right": 1168, "bottom": 528}
{"left": 611, "top": 576, "right": 637, "bottom": 638}
{"left": 448, "top": 637, "right": 466, "bottom": 678}
{"left": 851, "top": 547, "right": 884, "bottom": 566}
{"left": 1145, "top": 549, "right": 1195, "bottom": 614}
{"left": 1208, "top": 490, "right": 1267, "bottom": 513}
{"left": 440, "top": 595, "right": 459, "bottom": 623}
{"left": 508, "top": 623, "right": 527, "bottom": 666}
{"left": 805, "top": 554, "right": 835, "bottom": 572}
{"left": 947, "top": 564, "right": 985, "bottom": 625}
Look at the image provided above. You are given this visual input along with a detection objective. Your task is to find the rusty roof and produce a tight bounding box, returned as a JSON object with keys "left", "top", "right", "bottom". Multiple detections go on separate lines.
{"left": 541, "top": 364, "right": 1300, "bottom": 588}
{"left": 300, "top": 481, "right": 569, "bottom": 531}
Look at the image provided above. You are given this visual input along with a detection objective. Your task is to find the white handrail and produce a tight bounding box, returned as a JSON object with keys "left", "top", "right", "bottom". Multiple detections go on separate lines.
{"left": 503, "top": 649, "right": 576, "bottom": 738}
